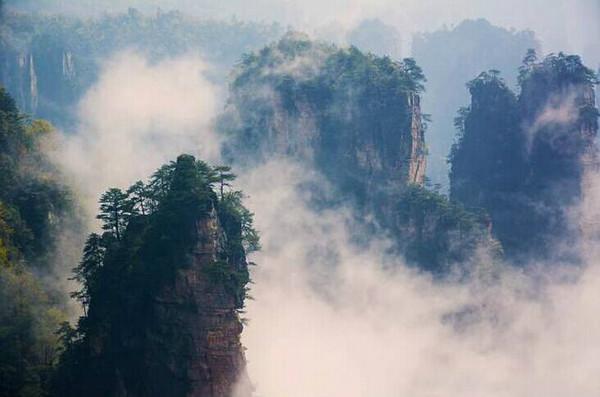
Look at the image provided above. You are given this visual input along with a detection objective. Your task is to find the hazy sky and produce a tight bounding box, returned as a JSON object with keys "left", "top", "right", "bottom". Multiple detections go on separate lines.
{"left": 7, "top": 0, "right": 600, "bottom": 66}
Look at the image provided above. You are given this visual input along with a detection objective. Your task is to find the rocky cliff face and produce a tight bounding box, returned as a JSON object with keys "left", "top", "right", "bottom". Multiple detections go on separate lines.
{"left": 450, "top": 53, "right": 599, "bottom": 262}
{"left": 53, "top": 155, "right": 253, "bottom": 397}
{"left": 147, "top": 208, "right": 251, "bottom": 397}
{"left": 521, "top": 58, "right": 598, "bottom": 260}
{"left": 0, "top": 50, "right": 38, "bottom": 115}
{"left": 407, "top": 93, "right": 427, "bottom": 185}
{"left": 0, "top": 45, "right": 83, "bottom": 127}
{"left": 1, "top": 10, "right": 283, "bottom": 128}
{"left": 221, "top": 34, "right": 427, "bottom": 210}
{"left": 220, "top": 35, "right": 497, "bottom": 272}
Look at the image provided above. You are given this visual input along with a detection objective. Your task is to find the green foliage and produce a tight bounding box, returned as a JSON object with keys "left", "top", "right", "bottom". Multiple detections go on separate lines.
{"left": 213, "top": 165, "right": 236, "bottom": 199}
{"left": 401, "top": 57, "right": 426, "bottom": 93}
{"left": 203, "top": 260, "right": 250, "bottom": 310}
{"left": 396, "top": 185, "right": 496, "bottom": 273}
{"left": 222, "top": 34, "right": 490, "bottom": 273}
{"left": 126, "top": 181, "right": 152, "bottom": 216}
{"left": 222, "top": 34, "right": 427, "bottom": 210}
{"left": 518, "top": 48, "right": 538, "bottom": 84}
{"left": 220, "top": 191, "right": 260, "bottom": 254}
{"left": 0, "top": 87, "right": 72, "bottom": 263}
{"left": 0, "top": 202, "right": 28, "bottom": 268}
{"left": 0, "top": 266, "right": 65, "bottom": 397}
{"left": 449, "top": 70, "right": 522, "bottom": 186}
{"left": 69, "top": 233, "right": 104, "bottom": 312}
{"left": 148, "top": 162, "right": 176, "bottom": 204}
{"left": 450, "top": 52, "right": 599, "bottom": 261}
{"left": 97, "top": 188, "right": 131, "bottom": 241}
{"left": 412, "top": 18, "right": 540, "bottom": 186}
{"left": 0, "top": 87, "right": 74, "bottom": 397}
{"left": 519, "top": 51, "right": 599, "bottom": 87}
{"left": 453, "top": 106, "right": 470, "bottom": 136}
{"left": 54, "top": 154, "right": 257, "bottom": 397}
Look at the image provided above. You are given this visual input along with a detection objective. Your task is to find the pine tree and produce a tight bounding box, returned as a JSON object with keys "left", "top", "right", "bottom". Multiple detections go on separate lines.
{"left": 148, "top": 162, "right": 176, "bottom": 205}
{"left": 126, "top": 181, "right": 152, "bottom": 216}
{"left": 70, "top": 233, "right": 105, "bottom": 314}
{"left": 97, "top": 188, "right": 130, "bottom": 241}
{"left": 518, "top": 48, "right": 538, "bottom": 84}
{"left": 213, "top": 166, "right": 236, "bottom": 199}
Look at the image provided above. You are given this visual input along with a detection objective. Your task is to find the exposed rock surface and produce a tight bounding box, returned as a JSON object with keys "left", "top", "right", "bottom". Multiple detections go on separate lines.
{"left": 148, "top": 208, "right": 251, "bottom": 397}
{"left": 220, "top": 34, "right": 496, "bottom": 272}
{"left": 221, "top": 34, "right": 427, "bottom": 210}
{"left": 1, "top": 11, "right": 282, "bottom": 128}
{"left": 53, "top": 155, "right": 252, "bottom": 397}
{"left": 407, "top": 93, "right": 427, "bottom": 185}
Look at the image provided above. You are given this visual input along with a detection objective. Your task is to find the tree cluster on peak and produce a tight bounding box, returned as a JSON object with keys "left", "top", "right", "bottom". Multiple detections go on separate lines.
{"left": 450, "top": 51, "right": 599, "bottom": 262}
{"left": 232, "top": 33, "right": 426, "bottom": 96}
{"left": 412, "top": 19, "right": 540, "bottom": 188}
{"left": 52, "top": 154, "right": 257, "bottom": 397}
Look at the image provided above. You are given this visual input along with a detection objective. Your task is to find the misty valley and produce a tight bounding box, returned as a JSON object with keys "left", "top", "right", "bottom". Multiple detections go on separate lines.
{"left": 0, "top": 1, "right": 599, "bottom": 397}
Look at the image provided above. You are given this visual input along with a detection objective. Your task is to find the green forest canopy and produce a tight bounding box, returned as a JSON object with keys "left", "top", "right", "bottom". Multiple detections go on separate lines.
{"left": 0, "top": 86, "right": 73, "bottom": 397}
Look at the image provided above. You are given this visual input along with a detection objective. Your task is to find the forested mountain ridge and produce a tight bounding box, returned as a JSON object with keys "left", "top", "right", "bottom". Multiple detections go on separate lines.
{"left": 2, "top": 7, "right": 598, "bottom": 395}
{"left": 0, "top": 8, "right": 283, "bottom": 127}
{"left": 220, "top": 34, "right": 497, "bottom": 272}
{"left": 52, "top": 155, "right": 256, "bottom": 397}
{"left": 0, "top": 86, "right": 75, "bottom": 397}
{"left": 450, "top": 52, "right": 599, "bottom": 262}
{"left": 221, "top": 32, "right": 427, "bottom": 196}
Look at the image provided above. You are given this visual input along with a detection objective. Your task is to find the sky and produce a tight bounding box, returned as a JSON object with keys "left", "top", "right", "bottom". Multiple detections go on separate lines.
{"left": 6, "top": 0, "right": 600, "bottom": 67}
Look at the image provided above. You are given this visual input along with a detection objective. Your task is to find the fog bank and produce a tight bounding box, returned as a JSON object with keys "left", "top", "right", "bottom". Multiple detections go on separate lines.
{"left": 239, "top": 159, "right": 600, "bottom": 397}
{"left": 51, "top": 51, "right": 220, "bottom": 220}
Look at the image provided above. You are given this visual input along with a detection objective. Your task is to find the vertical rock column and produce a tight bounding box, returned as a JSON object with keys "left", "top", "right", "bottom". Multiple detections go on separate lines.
{"left": 407, "top": 93, "right": 427, "bottom": 185}
{"left": 154, "top": 207, "right": 251, "bottom": 397}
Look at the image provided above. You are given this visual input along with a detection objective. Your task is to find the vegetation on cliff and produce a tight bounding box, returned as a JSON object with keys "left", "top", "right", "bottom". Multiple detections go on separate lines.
{"left": 395, "top": 185, "right": 497, "bottom": 273}
{"left": 220, "top": 33, "right": 427, "bottom": 216}
{"left": 1, "top": 2, "right": 599, "bottom": 395}
{"left": 0, "top": 87, "right": 74, "bottom": 397}
{"left": 221, "top": 33, "right": 426, "bottom": 188}
{"left": 221, "top": 34, "right": 495, "bottom": 272}
{"left": 52, "top": 154, "right": 257, "bottom": 397}
{"left": 412, "top": 18, "right": 540, "bottom": 187}
{"left": 450, "top": 52, "right": 599, "bottom": 261}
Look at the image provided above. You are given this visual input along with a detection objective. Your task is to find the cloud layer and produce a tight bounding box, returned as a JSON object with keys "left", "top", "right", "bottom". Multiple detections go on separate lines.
{"left": 239, "top": 159, "right": 600, "bottom": 397}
